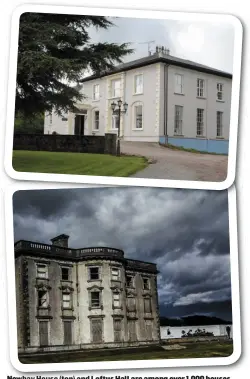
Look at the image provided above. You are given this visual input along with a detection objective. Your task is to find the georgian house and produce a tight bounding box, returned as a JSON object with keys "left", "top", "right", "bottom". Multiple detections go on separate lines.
{"left": 44, "top": 46, "right": 232, "bottom": 154}
{"left": 15, "top": 234, "right": 160, "bottom": 353}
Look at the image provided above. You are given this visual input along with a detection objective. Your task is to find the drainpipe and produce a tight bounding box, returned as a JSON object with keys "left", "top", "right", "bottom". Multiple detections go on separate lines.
{"left": 164, "top": 64, "right": 169, "bottom": 144}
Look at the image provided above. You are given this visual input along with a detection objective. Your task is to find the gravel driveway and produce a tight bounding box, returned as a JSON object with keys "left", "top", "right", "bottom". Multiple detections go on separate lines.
{"left": 121, "top": 141, "right": 228, "bottom": 182}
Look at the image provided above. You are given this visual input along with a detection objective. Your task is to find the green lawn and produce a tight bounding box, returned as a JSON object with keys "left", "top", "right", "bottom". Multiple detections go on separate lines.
{"left": 12, "top": 150, "right": 148, "bottom": 177}
{"left": 19, "top": 341, "right": 233, "bottom": 364}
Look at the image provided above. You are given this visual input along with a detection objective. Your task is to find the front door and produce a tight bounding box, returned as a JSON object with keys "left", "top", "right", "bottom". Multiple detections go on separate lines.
{"left": 74, "top": 114, "right": 85, "bottom": 135}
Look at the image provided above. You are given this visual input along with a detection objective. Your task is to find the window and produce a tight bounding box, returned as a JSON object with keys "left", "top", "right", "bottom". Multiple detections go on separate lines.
{"left": 174, "top": 105, "right": 183, "bottom": 135}
{"left": 197, "top": 108, "right": 204, "bottom": 136}
{"left": 217, "top": 83, "right": 223, "bottom": 100}
{"left": 89, "top": 267, "right": 100, "bottom": 280}
{"left": 175, "top": 74, "right": 184, "bottom": 94}
{"left": 93, "top": 84, "right": 100, "bottom": 100}
{"left": 128, "top": 320, "right": 137, "bottom": 341}
{"left": 144, "top": 297, "right": 152, "bottom": 313}
{"left": 39, "top": 321, "right": 49, "bottom": 346}
{"left": 145, "top": 320, "right": 153, "bottom": 340}
{"left": 93, "top": 110, "right": 99, "bottom": 130}
{"left": 63, "top": 321, "right": 72, "bottom": 345}
{"left": 111, "top": 267, "right": 120, "bottom": 281}
{"left": 126, "top": 296, "right": 136, "bottom": 312}
{"left": 143, "top": 277, "right": 150, "bottom": 290}
{"left": 126, "top": 275, "right": 133, "bottom": 287}
{"left": 91, "top": 318, "right": 103, "bottom": 343}
{"left": 113, "top": 318, "right": 122, "bottom": 342}
{"left": 111, "top": 115, "right": 119, "bottom": 130}
{"left": 61, "top": 267, "right": 70, "bottom": 281}
{"left": 113, "top": 292, "right": 120, "bottom": 308}
{"left": 134, "top": 104, "right": 143, "bottom": 129}
{"left": 62, "top": 293, "right": 71, "bottom": 309}
{"left": 37, "top": 290, "right": 48, "bottom": 308}
{"left": 134, "top": 74, "right": 143, "bottom": 94}
{"left": 91, "top": 291, "right": 100, "bottom": 307}
{"left": 217, "top": 111, "right": 223, "bottom": 137}
{"left": 37, "top": 264, "right": 48, "bottom": 279}
{"left": 197, "top": 78, "right": 205, "bottom": 97}
{"left": 49, "top": 113, "right": 52, "bottom": 125}
{"left": 111, "top": 79, "right": 121, "bottom": 98}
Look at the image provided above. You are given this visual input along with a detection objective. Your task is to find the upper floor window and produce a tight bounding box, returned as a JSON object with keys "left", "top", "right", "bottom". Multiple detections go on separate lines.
{"left": 37, "top": 290, "right": 48, "bottom": 308}
{"left": 134, "top": 103, "right": 143, "bottom": 129}
{"left": 217, "top": 111, "right": 223, "bottom": 137}
{"left": 111, "top": 267, "right": 120, "bottom": 281}
{"left": 175, "top": 74, "right": 184, "bottom": 94}
{"left": 197, "top": 78, "right": 205, "bottom": 97}
{"left": 134, "top": 74, "right": 143, "bottom": 94}
{"left": 91, "top": 291, "right": 100, "bottom": 307}
{"left": 113, "top": 292, "right": 121, "bottom": 308}
{"left": 93, "top": 110, "right": 100, "bottom": 130}
{"left": 49, "top": 113, "right": 52, "bottom": 125}
{"left": 61, "top": 267, "right": 70, "bottom": 281}
{"left": 111, "top": 79, "right": 121, "bottom": 98}
{"left": 143, "top": 277, "right": 150, "bottom": 290}
{"left": 93, "top": 84, "right": 100, "bottom": 100}
{"left": 197, "top": 108, "right": 204, "bottom": 136}
{"left": 217, "top": 83, "right": 223, "bottom": 100}
{"left": 62, "top": 293, "right": 71, "bottom": 309}
{"left": 37, "top": 264, "right": 48, "bottom": 279}
{"left": 174, "top": 105, "right": 183, "bottom": 135}
{"left": 126, "top": 274, "right": 133, "bottom": 287}
{"left": 89, "top": 267, "right": 100, "bottom": 280}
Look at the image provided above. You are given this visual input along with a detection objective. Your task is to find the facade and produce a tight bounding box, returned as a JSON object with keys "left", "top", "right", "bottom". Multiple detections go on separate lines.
{"left": 15, "top": 234, "right": 160, "bottom": 353}
{"left": 44, "top": 46, "right": 232, "bottom": 154}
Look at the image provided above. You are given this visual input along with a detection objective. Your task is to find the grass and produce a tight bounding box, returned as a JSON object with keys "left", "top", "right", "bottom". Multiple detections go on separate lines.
{"left": 12, "top": 150, "right": 148, "bottom": 177}
{"left": 19, "top": 341, "right": 233, "bottom": 364}
{"left": 159, "top": 143, "right": 228, "bottom": 156}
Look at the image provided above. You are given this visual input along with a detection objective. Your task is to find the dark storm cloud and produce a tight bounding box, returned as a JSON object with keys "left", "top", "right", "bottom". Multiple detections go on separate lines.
{"left": 13, "top": 187, "right": 231, "bottom": 320}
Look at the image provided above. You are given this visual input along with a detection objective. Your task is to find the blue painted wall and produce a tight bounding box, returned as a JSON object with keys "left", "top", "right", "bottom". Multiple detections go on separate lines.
{"left": 159, "top": 136, "right": 228, "bottom": 155}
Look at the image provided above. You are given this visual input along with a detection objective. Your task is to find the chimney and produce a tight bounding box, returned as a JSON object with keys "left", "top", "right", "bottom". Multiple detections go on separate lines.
{"left": 51, "top": 234, "right": 69, "bottom": 248}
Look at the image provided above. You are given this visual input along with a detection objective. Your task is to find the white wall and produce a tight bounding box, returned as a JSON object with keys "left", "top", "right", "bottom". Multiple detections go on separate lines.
{"left": 166, "top": 65, "right": 232, "bottom": 140}
{"left": 160, "top": 324, "right": 233, "bottom": 340}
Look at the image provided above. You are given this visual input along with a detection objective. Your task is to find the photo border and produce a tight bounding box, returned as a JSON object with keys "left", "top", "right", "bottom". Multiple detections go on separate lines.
{"left": 5, "top": 184, "right": 241, "bottom": 372}
{"left": 4, "top": 4, "right": 243, "bottom": 190}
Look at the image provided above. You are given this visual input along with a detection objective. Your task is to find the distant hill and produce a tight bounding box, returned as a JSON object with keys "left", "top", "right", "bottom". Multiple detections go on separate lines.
{"left": 160, "top": 315, "right": 232, "bottom": 326}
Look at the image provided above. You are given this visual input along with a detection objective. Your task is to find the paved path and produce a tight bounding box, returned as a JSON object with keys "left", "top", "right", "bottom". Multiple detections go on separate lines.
{"left": 121, "top": 141, "right": 228, "bottom": 182}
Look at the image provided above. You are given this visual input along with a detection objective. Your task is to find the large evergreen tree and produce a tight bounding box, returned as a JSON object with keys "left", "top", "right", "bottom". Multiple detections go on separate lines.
{"left": 16, "top": 13, "right": 133, "bottom": 116}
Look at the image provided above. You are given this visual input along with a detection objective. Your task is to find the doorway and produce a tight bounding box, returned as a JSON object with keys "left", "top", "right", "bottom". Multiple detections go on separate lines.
{"left": 74, "top": 114, "right": 87, "bottom": 135}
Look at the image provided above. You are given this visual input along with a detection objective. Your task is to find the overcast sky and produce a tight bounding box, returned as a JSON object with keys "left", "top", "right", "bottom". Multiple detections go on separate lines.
{"left": 88, "top": 16, "right": 234, "bottom": 73}
{"left": 13, "top": 187, "right": 231, "bottom": 321}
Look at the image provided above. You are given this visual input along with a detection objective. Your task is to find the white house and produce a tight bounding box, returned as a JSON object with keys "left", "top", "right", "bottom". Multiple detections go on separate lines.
{"left": 44, "top": 46, "right": 232, "bottom": 154}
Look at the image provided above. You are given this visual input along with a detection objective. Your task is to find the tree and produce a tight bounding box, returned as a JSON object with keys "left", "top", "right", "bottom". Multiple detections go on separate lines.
{"left": 16, "top": 13, "right": 133, "bottom": 116}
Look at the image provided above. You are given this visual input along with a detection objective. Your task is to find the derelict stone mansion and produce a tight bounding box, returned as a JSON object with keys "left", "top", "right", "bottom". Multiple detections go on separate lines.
{"left": 15, "top": 234, "right": 160, "bottom": 353}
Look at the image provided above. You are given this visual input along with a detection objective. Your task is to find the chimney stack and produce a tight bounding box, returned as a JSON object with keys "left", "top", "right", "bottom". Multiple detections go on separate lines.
{"left": 51, "top": 234, "right": 69, "bottom": 248}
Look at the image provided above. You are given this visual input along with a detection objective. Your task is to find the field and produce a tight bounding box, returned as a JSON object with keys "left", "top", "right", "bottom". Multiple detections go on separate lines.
{"left": 12, "top": 150, "right": 148, "bottom": 177}
{"left": 19, "top": 341, "right": 233, "bottom": 364}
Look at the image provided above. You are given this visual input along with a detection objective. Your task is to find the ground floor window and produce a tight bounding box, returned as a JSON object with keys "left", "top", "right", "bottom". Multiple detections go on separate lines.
{"left": 111, "top": 114, "right": 119, "bottom": 130}
{"left": 93, "top": 110, "right": 100, "bottom": 130}
{"left": 39, "top": 321, "right": 49, "bottom": 346}
{"left": 145, "top": 320, "right": 153, "bottom": 340}
{"left": 174, "top": 105, "right": 183, "bottom": 135}
{"left": 63, "top": 321, "right": 73, "bottom": 345}
{"left": 217, "top": 111, "right": 223, "bottom": 137}
{"left": 91, "top": 318, "right": 103, "bottom": 343}
{"left": 196, "top": 108, "right": 204, "bottom": 136}
{"left": 134, "top": 104, "right": 143, "bottom": 129}
{"left": 113, "top": 318, "right": 122, "bottom": 342}
{"left": 128, "top": 319, "right": 137, "bottom": 341}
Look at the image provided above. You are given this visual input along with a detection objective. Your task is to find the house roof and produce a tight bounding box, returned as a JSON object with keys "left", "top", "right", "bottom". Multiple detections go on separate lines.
{"left": 80, "top": 52, "right": 232, "bottom": 82}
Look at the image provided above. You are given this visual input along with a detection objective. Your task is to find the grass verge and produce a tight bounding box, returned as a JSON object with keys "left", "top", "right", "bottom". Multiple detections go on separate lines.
{"left": 12, "top": 150, "right": 148, "bottom": 177}
{"left": 19, "top": 341, "right": 233, "bottom": 364}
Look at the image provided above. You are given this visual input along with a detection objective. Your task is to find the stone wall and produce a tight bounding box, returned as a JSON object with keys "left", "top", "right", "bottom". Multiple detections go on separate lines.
{"left": 13, "top": 133, "right": 117, "bottom": 155}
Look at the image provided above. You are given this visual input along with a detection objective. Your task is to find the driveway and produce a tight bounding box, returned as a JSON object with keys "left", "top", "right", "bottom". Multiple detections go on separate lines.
{"left": 121, "top": 141, "right": 228, "bottom": 182}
